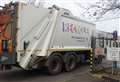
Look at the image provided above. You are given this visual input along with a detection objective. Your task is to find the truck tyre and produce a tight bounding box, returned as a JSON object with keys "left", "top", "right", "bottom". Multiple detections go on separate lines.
{"left": 64, "top": 53, "right": 77, "bottom": 72}
{"left": 46, "top": 54, "right": 63, "bottom": 75}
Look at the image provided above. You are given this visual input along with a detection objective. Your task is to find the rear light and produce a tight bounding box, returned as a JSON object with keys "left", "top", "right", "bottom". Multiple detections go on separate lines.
{"left": 2, "top": 40, "right": 8, "bottom": 51}
{"left": 8, "top": 40, "right": 13, "bottom": 54}
{"left": 0, "top": 40, "right": 13, "bottom": 54}
{"left": 0, "top": 39, "right": 2, "bottom": 55}
{"left": 0, "top": 40, "right": 10, "bottom": 55}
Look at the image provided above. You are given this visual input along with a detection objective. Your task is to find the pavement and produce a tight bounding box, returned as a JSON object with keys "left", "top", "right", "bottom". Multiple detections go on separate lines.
{"left": 0, "top": 63, "right": 106, "bottom": 82}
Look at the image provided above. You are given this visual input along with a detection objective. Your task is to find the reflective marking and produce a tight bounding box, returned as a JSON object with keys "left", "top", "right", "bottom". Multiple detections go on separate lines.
{"left": 90, "top": 54, "right": 93, "bottom": 56}
{"left": 90, "top": 62, "right": 93, "bottom": 64}
{"left": 90, "top": 58, "right": 93, "bottom": 60}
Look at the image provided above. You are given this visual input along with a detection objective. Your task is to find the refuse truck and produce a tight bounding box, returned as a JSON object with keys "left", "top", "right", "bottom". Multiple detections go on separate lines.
{"left": 0, "top": 2, "right": 98, "bottom": 74}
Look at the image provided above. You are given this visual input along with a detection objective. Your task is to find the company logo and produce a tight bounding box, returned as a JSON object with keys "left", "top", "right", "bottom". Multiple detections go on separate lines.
{"left": 62, "top": 22, "right": 76, "bottom": 33}
{"left": 62, "top": 22, "right": 89, "bottom": 34}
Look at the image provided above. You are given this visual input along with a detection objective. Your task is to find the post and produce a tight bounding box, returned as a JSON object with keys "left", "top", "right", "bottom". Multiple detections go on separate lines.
{"left": 113, "top": 30, "right": 118, "bottom": 69}
{"left": 113, "top": 40, "right": 117, "bottom": 69}
{"left": 112, "top": 30, "right": 118, "bottom": 71}
{"left": 90, "top": 36, "right": 96, "bottom": 72}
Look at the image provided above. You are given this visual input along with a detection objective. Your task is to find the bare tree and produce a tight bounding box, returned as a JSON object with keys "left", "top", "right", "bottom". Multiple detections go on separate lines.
{"left": 35, "top": 0, "right": 45, "bottom": 7}
{"left": 11, "top": 0, "right": 45, "bottom": 7}
{"left": 76, "top": 0, "right": 120, "bottom": 20}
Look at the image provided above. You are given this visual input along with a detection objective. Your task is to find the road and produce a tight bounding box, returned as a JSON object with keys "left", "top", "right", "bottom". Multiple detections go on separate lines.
{"left": 0, "top": 64, "right": 104, "bottom": 82}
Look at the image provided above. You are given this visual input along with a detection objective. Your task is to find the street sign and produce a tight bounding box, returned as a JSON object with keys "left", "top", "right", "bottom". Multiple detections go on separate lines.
{"left": 95, "top": 48, "right": 104, "bottom": 56}
{"left": 107, "top": 47, "right": 120, "bottom": 61}
{"left": 113, "top": 31, "right": 118, "bottom": 40}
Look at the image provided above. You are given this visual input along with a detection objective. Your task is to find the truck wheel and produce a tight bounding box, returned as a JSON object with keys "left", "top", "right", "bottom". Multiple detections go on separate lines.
{"left": 46, "top": 54, "right": 63, "bottom": 75}
{"left": 64, "top": 53, "right": 77, "bottom": 72}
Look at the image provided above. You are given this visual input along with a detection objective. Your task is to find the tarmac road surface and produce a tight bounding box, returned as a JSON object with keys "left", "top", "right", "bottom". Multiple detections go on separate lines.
{"left": 0, "top": 64, "right": 104, "bottom": 82}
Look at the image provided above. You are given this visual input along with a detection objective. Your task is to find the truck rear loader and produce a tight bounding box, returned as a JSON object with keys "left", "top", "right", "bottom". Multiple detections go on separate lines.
{"left": 0, "top": 2, "right": 96, "bottom": 74}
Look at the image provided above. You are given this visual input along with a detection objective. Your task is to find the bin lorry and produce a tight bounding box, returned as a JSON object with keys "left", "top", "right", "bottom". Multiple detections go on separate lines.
{"left": 0, "top": 2, "right": 97, "bottom": 74}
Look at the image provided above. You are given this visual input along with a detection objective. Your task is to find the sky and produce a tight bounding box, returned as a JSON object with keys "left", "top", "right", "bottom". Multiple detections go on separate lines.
{"left": 0, "top": 0, "right": 120, "bottom": 34}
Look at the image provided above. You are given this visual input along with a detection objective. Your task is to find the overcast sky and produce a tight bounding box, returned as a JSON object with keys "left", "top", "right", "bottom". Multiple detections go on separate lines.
{"left": 0, "top": 0, "right": 120, "bottom": 34}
